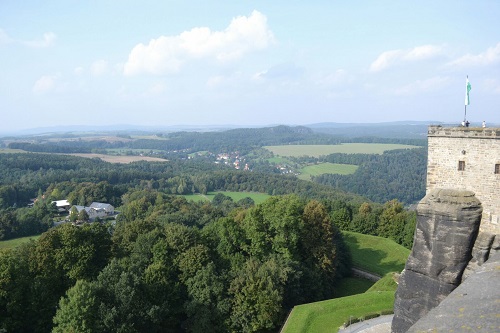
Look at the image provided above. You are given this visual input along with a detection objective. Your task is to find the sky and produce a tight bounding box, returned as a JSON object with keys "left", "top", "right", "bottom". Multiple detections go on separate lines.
{"left": 1, "top": 0, "right": 499, "bottom": 133}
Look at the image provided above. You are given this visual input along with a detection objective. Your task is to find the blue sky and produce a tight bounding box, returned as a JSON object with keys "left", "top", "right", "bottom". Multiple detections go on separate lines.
{"left": 1, "top": 0, "right": 499, "bottom": 133}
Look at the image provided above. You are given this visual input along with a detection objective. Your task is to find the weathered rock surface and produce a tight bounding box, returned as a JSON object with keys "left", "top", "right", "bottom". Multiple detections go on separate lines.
{"left": 391, "top": 189, "right": 482, "bottom": 333}
{"left": 407, "top": 251, "right": 500, "bottom": 332}
{"left": 462, "top": 231, "right": 496, "bottom": 281}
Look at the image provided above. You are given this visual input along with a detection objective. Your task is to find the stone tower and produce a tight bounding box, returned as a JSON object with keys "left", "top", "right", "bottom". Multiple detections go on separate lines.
{"left": 426, "top": 125, "right": 500, "bottom": 234}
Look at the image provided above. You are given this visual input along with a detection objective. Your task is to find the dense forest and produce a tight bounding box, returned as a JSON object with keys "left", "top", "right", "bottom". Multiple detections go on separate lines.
{"left": 0, "top": 125, "right": 423, "bottom": 332}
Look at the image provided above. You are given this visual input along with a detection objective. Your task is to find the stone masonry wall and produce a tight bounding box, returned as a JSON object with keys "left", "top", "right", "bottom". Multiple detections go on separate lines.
{"left": 427, "top": 126, "right": 500, "bottom": 234}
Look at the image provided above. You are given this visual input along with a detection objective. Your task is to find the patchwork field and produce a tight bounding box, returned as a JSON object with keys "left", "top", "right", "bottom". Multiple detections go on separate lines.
{"left": 264, "top": 143, "right": 420, "bottom": 157}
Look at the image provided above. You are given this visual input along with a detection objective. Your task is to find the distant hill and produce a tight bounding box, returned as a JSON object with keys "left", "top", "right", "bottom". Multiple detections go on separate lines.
{"left": 305, "top": 121, "right": 436, "bottom": 139}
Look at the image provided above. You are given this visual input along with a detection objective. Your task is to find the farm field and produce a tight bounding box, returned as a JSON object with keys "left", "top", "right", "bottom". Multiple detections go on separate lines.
{"left": 0, "top": 148, "right": 26, "bottom": 153}
{"left": 0, "top": 235, "right": 41, "bottom": 249}
{"left": 67, "top": 153, "right": 168, "bottom": 164}
{"left": 298, "top": 162, "right": 358, "bottom": 181}
{"left": 105, "top": 148, "right": 165, "bottom": 155}
{"left": 182, "top": 191, "right": 271, "bottom": 204}
{"left": 264, "top": 143, "right": 420, "bottom": 157}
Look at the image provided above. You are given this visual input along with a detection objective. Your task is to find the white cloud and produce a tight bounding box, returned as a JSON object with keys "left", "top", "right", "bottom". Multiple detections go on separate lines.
{"left": 0, "top": 29, "right": 56, "bottom": 48}
{"left": 124, "top": 10, "right": 274, "bottom": 76}
{"left": 370, "top": 45, "right": 444, "bottom": 72}
{"left": 148, "top": 82, "right": 168, "bottom": 94}
{"left": 447, "top": 43, "right": 500, "bottom": 68}
{"left": 74, "top": 67, "right": 84, "bottom": 75}
{"left": 483, "top": 79, "right": 500, "bottom": 94}
{"left": 33, "top": 74, "right": 58, "bottom": 94}
{"left": 390, "top": 76, "right": 450, "bottom": 96}
{"left": 91, "top": 60, "right": 108, "bottom": 76}
{"left": 0, "top": 29, "right": 12, "bottom": 45}
{"left": 22, "top": 32, "right": 56, "bottom": 48}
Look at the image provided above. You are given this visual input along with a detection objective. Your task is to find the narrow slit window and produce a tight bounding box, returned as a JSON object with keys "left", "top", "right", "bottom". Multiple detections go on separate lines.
{"left": 458, "top": 161, "right": 465, "bottom": 171}
{"left": 495, "top": 164, "right": 500, "bottom": 174}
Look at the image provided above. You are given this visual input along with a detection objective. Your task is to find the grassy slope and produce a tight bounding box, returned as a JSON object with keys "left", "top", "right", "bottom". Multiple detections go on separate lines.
{"left": 283, "top": 291, "right": 395, "bottom": 333}
{"left": 343, "top": 231, "right": 410, "bottom": 276}
{"left": 282, "top": 232, "right": 410, "bottom": 333}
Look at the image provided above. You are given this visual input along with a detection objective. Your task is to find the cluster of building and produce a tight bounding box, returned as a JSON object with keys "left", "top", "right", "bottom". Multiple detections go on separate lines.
{"left": 214, "top": 152, "right": 249, "bottom": 170}
{"left": 52, "top": 200, "right": 115, "bottom": 221}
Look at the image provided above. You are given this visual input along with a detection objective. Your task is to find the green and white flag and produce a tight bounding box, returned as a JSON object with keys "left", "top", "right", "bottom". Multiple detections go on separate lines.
{"left": 465, "top": 77, "right": 471, "bottom": 106}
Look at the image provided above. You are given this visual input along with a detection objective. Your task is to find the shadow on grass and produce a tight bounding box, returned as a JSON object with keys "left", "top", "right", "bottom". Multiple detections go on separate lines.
{"left": 343, "top": 232, "right": 409, "bottom": 276}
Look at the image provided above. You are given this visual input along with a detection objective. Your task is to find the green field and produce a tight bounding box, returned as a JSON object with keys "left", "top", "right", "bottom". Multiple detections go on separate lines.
{"left": 282, "top": 291, "right": 395, "bottom": 333}
{"left": 264, "top": 143, "right": 420, "bottom": 157}
{"left": 343, "top": 231, "right": 410, "bottom": 276}
{"left": 298, "top": 162, "right": 358, "bottom": 180}
{"left": 182, "top": 191, "right": 271, "bottom": 204}
{"left": 266, "top": 156, "right": 290, "bottom": 164}
{"left": 0, "top": 148, "right": 26, "bottom": 153}
{"left": 0, "top": 235, "right": 41, "bottom": 249}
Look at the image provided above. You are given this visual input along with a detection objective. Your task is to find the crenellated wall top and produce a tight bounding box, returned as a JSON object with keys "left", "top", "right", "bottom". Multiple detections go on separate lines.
{"left": 428, "top": 125, "right": 500, "bottom": 139}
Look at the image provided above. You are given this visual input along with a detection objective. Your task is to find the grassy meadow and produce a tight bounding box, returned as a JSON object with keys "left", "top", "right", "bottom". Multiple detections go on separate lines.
{"left": 182, "top": 191, "right": 271, "bottom": 204}
{"left": 264, "top": 143, "right": 420, "bottom": 157}
{"left": 298, "top": 162, "right": 358, "bottom": 181}
{"left": 0, "top": 235, "right": 41, "bottom": 249}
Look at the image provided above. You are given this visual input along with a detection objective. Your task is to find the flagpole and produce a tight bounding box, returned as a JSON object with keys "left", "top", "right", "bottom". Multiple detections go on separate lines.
{"left": 464, "top": 75, "right": 469, "bottom": 123}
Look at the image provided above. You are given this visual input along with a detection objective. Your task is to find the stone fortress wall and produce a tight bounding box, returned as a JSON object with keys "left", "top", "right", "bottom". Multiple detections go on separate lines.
{"left": 426, "top": 125, "right": 500, "bottom": 234}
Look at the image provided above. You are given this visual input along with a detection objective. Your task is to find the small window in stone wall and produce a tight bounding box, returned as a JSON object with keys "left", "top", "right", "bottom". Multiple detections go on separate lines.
{"left": 458, "top": 161, "right": 465, "bottom": 171}
{"left": 495, "top": 163, "right": 500, "bottom": 174}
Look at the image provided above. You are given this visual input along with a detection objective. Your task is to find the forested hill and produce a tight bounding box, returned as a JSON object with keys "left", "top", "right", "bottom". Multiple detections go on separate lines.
{"left": 4, "top": 125, "right": 426, "bottom": 155}
{"left": 0, "top": 153, "right": 365, "bottom": 208}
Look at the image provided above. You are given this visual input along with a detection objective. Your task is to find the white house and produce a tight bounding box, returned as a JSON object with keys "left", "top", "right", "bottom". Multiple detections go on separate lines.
{"left": 52, "top": 199, "right": 71, "bottom": 213}
{"left": 72, "top": 205, "right": 107, "bottom": 221}
{"left": 89, "top": 202, "right": 115, "bottom": 215}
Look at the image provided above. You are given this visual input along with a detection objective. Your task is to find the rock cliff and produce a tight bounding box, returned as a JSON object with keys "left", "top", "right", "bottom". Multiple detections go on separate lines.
{"left": 391, "top": 189, "right": 482, "bottom": 333}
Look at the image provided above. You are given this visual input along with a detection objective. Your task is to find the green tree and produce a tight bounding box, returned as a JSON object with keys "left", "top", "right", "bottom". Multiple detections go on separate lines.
{"left": 229, "top": 257, "right": 290, "bottom": 333}
{"left": 77, "top": 209, "right": 89, "bottom": 222}
{"left": 52, "top": 280, "right": 102, "bottom": 333}
{"left": 376, "top": 199, "right": 406, "bottom": 243}
{"left": 68, "top": 206, "right": 78, "bottom": 222}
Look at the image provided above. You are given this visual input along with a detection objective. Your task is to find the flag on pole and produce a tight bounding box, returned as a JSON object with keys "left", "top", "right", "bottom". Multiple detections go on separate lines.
{"left": 465, "top": 77, "right": 471, "bottom": 106}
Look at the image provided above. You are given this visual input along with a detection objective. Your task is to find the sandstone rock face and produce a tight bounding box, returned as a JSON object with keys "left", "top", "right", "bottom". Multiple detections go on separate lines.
{"left": 391, "top": 189, "right": 482, "bottom": 333}
{"left": 462, "top": 231, "right": 496, "bottom": 281}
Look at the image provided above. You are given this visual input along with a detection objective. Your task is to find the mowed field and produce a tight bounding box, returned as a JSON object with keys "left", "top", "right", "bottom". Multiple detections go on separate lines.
{"left": 183, "top": 191, "right": 270, "bottom": 204}
{"left": 264, "top": 143, "right": 420, "bottom": 157}
{"left": 68, "top": 153, "right": 167, "bottom": 164}
{"left": 298, "top": 163, "right": 358, "bottom": 181}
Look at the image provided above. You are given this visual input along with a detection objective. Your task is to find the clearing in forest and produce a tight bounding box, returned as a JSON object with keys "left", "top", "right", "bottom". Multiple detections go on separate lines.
{"left": 298, "top": 162, "right": 358, "bottom": 180}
